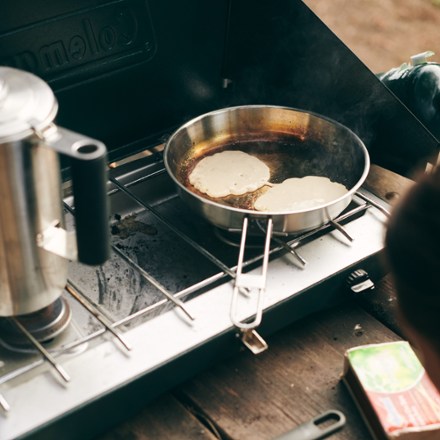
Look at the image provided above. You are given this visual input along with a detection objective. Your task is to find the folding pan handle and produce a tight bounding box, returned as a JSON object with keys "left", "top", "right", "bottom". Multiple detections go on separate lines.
{"left": 230, "top": 216, "right": 273, "bottom": 330}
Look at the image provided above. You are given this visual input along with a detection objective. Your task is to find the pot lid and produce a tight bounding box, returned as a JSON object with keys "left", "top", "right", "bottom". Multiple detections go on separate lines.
{"left": 0, "top": 67, "right": 58, "bottom": 141}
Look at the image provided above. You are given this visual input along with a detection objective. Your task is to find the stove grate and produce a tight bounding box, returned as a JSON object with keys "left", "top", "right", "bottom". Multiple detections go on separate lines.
{"left": 0, "top": 145, "right": 389, "bottom": 413}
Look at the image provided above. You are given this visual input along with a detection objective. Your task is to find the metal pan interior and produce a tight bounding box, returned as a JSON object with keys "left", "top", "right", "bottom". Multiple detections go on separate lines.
{"left": 165, "top": 105, "right": 369, "bottom": 216}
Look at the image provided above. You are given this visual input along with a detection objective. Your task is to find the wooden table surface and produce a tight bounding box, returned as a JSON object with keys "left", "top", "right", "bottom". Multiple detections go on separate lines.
{"left": 98, "top": 165, "right": 414, "bottom": 440}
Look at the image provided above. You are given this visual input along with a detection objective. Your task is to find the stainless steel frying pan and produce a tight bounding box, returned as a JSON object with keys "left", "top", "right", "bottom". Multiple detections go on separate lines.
{"left": 164, "top": 105, "right": 369, "bottom": 338}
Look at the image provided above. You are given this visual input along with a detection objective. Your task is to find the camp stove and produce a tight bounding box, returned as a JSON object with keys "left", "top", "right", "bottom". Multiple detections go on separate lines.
{"left": 0, "top": 0, "right": 438, "bottom": 438}
{"left": 0, "top": 144, "right": 390, "bottom": 439}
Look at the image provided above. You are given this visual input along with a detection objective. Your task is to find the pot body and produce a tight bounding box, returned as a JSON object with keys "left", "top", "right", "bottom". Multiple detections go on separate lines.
{"left": 164, "top": 105, "right": 370, "bottom": 234}
{"left": 0, "top": 66, "right": 110, "bottom": 316}
{"left": 0, "top": 137, "right": 67, "bottom": 316}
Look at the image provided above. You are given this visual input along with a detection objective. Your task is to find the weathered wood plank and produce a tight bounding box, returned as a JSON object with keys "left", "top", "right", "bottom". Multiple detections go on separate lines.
{"left": 177, "top": 303, "right": 400, "bottom": 439}
{"left": 364, "top": 164, "right": 413, "bottom": 204}
{"left": 98, "top": 394, "right": 218, "bottom": 440}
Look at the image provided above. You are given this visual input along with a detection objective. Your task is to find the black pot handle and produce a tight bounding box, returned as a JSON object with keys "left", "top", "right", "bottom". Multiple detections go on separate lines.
{"left": 44, "top": 126, "right": 110, "bottom": 265}
{"left": 69, "top": 141, "right": 110, "bottom": 265}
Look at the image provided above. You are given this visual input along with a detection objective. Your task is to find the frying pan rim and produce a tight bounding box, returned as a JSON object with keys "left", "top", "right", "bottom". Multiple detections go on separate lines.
{"left": 163, "top": 104, "right": 370, "bottom": 217}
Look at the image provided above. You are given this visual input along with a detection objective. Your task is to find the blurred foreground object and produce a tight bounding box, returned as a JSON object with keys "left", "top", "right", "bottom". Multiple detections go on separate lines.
{"left": 385, "top": 165, "right": 440, "bottom": 391}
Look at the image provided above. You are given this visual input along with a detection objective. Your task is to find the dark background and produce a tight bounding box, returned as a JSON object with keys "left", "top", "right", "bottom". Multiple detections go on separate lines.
{"left": 0, "top": 0, "right": 438, "bottom": 174}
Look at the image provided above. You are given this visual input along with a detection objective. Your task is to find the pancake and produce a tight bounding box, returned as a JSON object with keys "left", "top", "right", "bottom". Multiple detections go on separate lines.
{"left": 254, "top": 176, "right": 348, "bottom": 212}
{"left": 189, "top": 150, "right": 270, "bottom": 198}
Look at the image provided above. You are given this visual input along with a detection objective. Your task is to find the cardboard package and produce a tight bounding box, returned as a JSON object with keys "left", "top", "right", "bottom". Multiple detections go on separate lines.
{"left": 343, "top": 341, "right": 440, "bottom": 439}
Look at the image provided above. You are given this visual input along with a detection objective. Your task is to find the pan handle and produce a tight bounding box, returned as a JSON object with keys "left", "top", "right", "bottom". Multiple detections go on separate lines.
{"left": 230, "top": 216, "right": 273, "bottom": 331}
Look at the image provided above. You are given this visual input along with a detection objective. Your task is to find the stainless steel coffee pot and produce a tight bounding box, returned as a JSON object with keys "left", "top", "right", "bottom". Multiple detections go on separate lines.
{"left": 0, "top": 66, "right": 110, "bottom": 316}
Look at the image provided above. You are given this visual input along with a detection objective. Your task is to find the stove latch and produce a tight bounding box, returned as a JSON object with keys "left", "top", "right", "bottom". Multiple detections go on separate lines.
{"left": 347, "top": 269, "right": 375, "bottom": 293}
{"left": 240, "top": 329, "right": 269, "bottom": 355}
